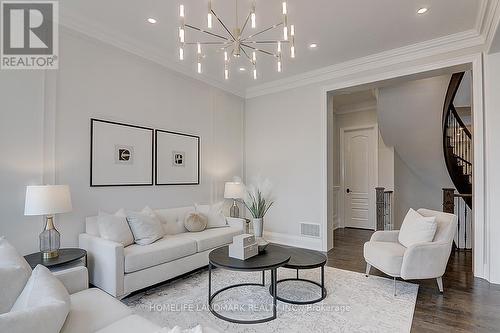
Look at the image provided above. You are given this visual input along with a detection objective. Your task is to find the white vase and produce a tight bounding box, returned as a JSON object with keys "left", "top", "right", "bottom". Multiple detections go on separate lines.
{"left": 252, "top": 218, "right": 264, "bottom": 238}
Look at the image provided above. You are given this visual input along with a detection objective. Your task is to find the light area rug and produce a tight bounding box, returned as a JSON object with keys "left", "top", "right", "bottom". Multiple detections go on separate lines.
{"left": 123, "top": 266, "right": 418, "bottom": 333}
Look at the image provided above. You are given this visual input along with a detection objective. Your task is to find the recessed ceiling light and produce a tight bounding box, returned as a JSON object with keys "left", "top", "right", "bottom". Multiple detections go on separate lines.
{"left": 147, "top": 18, "right": 157, "bottom": 24}
{"left": 239, "top": 67, "right": 246, "bottom": 71}
{"left": 309, "top": 43, "right": 318, "bottom": 49}
{"left": 417, "top": 7, "right": 428, "bottom": 14}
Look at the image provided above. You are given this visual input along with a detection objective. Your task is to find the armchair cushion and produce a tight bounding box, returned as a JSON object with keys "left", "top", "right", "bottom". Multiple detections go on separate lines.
{"left": 363, "top": 241, "right": 406, "bottom": 276}
{"left": 398, "top": 208, "right": 437, "bottom": 248}
{"left": 4, "top": 265, "right": 70, "bottom": 333}
{"left": 0, "top": 237, "right": 32, "bottom": 314}
{"left": 61, "top": 288, "right": 131, "bottom": 333}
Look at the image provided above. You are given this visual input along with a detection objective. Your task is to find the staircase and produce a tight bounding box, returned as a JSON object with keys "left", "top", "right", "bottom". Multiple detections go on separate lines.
{"left": 442, "top": 72, "right": 472, "bottom": 208}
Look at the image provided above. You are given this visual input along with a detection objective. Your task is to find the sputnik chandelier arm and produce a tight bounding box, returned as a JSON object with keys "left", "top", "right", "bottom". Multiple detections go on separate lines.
{"left": 177, "top": 0, "right": 296, "bottom": 80}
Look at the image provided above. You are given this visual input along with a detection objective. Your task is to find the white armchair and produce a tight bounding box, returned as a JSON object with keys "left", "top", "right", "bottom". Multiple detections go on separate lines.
{"left": 364, "top": 208, "right": 457, "bottom": 295}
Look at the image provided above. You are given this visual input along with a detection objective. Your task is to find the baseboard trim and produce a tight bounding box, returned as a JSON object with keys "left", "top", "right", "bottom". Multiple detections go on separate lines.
{"left": 263, "top": 231, "right": 323, "bottom": 252}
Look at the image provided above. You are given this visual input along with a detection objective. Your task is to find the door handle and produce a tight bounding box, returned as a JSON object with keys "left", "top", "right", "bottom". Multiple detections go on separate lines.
{"left": 346, "top": 188, "right": 350, "bottom": 193}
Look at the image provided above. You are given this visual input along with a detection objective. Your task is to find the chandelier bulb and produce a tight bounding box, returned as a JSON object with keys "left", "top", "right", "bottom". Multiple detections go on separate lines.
{"left": 179, "top": 47, "right": 184, "bottom": 60}
{"left": 180, "top": 5, "right": 185, "bottom": 18}
{"left": 282, "top": 2, "right": 287, "bottom": 15}
{"left": 290, "top": 24, "right": 295, "bottom": 36}
{"left": 197, "top": 43, "right": 201, "bottom": 54}
{"left": 252, "top": 51, "right": 256, "bottom": 62}
{"left": 198, "top": 62, "right": 202, "bottom": 74}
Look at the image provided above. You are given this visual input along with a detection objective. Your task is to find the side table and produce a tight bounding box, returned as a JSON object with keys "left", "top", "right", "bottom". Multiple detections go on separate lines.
{"left": 24, "top": 248, "right": 87, "bottom": 272}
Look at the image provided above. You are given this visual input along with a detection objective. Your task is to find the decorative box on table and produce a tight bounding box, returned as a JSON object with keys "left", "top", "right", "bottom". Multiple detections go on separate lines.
{"left": 229, "top": 234, "right": 258, "bottom": 260}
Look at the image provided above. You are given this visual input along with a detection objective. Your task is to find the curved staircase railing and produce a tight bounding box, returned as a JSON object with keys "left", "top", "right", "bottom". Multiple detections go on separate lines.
{"left": 442, "top": 72, "right": 472, "bottom": 209}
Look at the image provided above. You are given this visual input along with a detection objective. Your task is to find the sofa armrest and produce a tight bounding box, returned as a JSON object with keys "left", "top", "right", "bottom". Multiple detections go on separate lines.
{"left": 226, "top": 217, "right": 246, "bottom": 231}
{"left": 53, "top": 266, "right": 89, "bottom": 295}
{"left": 370, "top": 230, "right": 400, "bottom": 242}
{"left": 78, "top": 233, "right": 125, "bottom": 298}
{"left": 401, "top": 241, "right": 452, "bottom": 280}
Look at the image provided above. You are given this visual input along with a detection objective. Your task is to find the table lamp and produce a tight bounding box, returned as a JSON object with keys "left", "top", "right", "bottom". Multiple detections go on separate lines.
{"left": 24, "top": 185, "right": 72, "bottom": 259}
{"left": 224, "top": 181, "right": 244, "bottom": 218}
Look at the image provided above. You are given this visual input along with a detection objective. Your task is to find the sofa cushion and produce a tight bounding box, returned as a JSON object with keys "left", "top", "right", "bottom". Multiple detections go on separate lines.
{"left": 96, "top": 314, "right": 161, "bottom": 333}
{"left": 398, "top": 208, "right": 437, "bottom": 248}
{"left": 61, "top": 288, "right": 132, "bottom": 333}
{"left": 0, "top": 237, "right": 32, "bottom": 314}
{"left": 3, "top": 265, "right": 70, "bottom": 333}
{"left": 363, "top": 241, "right": 406, "bottom": 276}
{"left": 195, "top": 202, "right": 227, "bottom": 229}
{"left": 97, "top": 211, "right": 134, "bottom": 247}
{"left": 126, "top": 211, "right": 165, "bottom": 245}
{"left": 155, "top": 207, "right": 193, "bottom": 235}
{"left": 176, "top": 226, "right": 241, "bottom": 252}
{"left": 124, "top": 236, "right": 197, "bottom": 273}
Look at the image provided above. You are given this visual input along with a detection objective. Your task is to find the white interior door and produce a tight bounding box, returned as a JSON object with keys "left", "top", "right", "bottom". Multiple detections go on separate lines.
{"left": 343, "top": 127, "right": 376, "bottom": 230}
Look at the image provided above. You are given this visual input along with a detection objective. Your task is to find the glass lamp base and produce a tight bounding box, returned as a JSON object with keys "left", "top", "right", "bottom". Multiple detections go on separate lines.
{"left": 40, "top": 216, "right": 60, "bottom": 259}
{"left": 230, "top": 200, "right": 240, "bottom": 218}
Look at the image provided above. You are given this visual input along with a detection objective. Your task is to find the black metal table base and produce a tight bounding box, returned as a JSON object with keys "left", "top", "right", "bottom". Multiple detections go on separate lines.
{"left": 271, "top": 266, "right": 327, "bottom": 305}
{"left": 208, "top": 263, "right": 279, "bottom": 324}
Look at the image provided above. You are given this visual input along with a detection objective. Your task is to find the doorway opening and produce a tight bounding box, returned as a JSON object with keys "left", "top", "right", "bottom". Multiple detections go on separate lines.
{"left": 326, "top": 67, "right": 474, "bottom": 275}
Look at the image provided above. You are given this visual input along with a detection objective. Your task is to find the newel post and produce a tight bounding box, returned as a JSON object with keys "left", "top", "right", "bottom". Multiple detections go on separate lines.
{"left": 375, "top": 187, "right": 385, "bottom": 231}
{"left": 442, "top": 188, "right": 455, "bottom": 214}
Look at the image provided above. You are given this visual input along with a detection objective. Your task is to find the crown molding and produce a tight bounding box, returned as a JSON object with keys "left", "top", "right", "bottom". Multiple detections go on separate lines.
{"left": 245, "top": 29, "right": 484, "bottom": 98}
{"left": 333, "top": 100, "right": 377, "bottom": 115}
{"left": 59, "top": 9, "right": 246, "bottom": 99}
{"left": 482, "top": 0, "right": 500, "bottom": 52}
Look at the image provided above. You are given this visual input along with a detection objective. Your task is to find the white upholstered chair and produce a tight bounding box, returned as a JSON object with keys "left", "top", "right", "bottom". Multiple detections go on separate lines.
{"left": 363, "top": 208, "right": 457, "bottom": 295}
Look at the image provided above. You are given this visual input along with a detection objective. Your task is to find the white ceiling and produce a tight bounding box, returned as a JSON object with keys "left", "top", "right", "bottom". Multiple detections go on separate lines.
{"left": 61, "top": 0, "right": 483, "bottom": 97}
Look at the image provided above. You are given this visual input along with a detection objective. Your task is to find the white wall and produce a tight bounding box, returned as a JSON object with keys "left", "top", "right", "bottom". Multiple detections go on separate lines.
{"left": 484, "top": 51, "right": 500, "bottom": 284}
{"left": 0, "top": 72, "right": 45, "bottom": 255}
{"left": 0, "top": 29, "right": 244, "bottom": 255}
{"left": 245, "top": 84, "right": 324, "bottom": 250}
{"left": 378, "top": 75, "right": 455, "bottom": 227}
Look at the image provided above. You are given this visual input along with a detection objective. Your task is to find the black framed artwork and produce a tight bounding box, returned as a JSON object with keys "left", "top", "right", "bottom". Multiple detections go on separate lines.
{"left": 90, "top": 118, "right": 154, "bottom": 187}
{"left": 155, "top": 129, "right": 200, "bottom": 185}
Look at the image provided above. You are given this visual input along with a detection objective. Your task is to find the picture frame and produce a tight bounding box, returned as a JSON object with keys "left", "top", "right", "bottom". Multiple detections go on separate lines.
{"left": 155, "top": 129, "right": 200, "bottom": 185}
{"left": 90, "top": 118, "right": 154, "bottom": 187}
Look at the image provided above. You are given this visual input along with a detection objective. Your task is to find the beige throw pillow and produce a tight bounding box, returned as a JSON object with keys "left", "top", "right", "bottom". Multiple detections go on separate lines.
{"left": 184, "top": 213, "right": 208, "bottom": 232}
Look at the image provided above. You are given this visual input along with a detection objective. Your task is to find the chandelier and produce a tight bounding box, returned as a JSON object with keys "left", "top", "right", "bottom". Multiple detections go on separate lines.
{"left": 178, "top": 0, "right": 295, "bottom": 80}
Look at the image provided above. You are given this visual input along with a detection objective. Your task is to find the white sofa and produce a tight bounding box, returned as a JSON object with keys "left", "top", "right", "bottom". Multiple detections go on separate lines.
{"left": 79, "top": 205, "right": 245, "bottom": 298}
{"left": 364, "top": 208, "right": 457, "bottom": 294}
{"left": 0, "top": 238, "right": 162, "bottom": 333}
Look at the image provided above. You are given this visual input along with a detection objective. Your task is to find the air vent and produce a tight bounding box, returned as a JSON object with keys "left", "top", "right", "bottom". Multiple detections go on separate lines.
{"left": 300, "top": 223, "right": 321, "bottom": 238}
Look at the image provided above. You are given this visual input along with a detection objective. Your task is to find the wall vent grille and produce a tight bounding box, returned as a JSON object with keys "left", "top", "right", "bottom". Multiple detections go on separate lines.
{"left": 300, "top": 223, "right": 321, "bottom": 238}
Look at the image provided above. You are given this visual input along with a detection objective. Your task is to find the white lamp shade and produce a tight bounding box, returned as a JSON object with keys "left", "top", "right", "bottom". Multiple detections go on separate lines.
{"left": 24, "top": 185, "right": 72, "bottom": 216}
{"left": 224, "top": 182, "right": 244, "bottom": 199}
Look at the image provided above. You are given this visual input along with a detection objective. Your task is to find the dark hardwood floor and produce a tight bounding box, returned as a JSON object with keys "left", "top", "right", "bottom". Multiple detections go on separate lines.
{"left": 326, "top": 228, "right": 500, "bottom": 333}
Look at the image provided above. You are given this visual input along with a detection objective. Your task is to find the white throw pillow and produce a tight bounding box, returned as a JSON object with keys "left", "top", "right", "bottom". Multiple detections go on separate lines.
{"left": 398, "top": 208, "right": 438, "bottom": 248}
{"left": 154, "top": 207, "right": 191, "bottom": 235}
{"left": 195, "top": 202, "right": 227, "bottom": 229}
{"left": 0, "top": 237, "right": 32, "bottom": 314}
{"left": 126, "top": 211, "right": 165, "bottom": 245}
{"left": 0, "top": 265, "right": 70, "bottom": 333}
{"left": 98, "top": 210, "right": 134, "bottom": 247}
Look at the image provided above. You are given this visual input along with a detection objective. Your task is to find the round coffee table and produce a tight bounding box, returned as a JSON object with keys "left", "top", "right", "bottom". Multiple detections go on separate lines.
{"left": 208, "top": 244, "right": 290, "bottom": 324}
{"left": 271, "top": 246, "right": 327, "bottom": 305}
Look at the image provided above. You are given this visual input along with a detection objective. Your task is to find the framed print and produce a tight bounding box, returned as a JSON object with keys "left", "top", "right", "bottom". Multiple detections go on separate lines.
{"left": 90, "top": 118, "right": 154, "bottom": 187}
{"left": 155, "top": 129, "right": 200, "bottom": 185}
